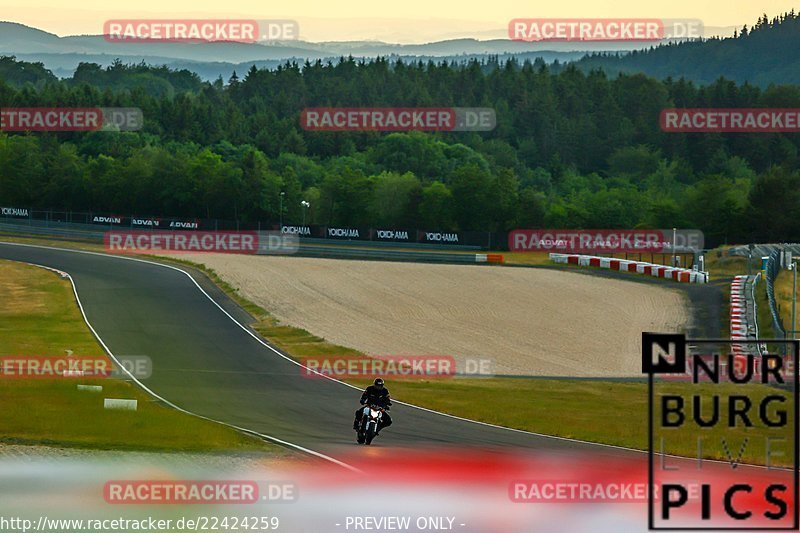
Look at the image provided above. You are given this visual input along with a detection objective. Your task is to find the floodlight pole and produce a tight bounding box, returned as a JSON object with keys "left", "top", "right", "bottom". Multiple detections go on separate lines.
{"left": 672, "top": 227, "right": 677, "bottom": 267}
{"left": 279, "top": 192, "right": 285, "bottom": 229}
{"left": 792, "top": 261, "right": 797, "bottom": 340}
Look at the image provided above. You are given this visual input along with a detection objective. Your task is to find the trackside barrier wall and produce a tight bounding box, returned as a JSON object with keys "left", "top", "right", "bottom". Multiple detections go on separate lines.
{"left": 0, "top": 214, "right": 489, "bottom": 249}
{"left": 0, "top": 222, "right": 504, "bottom": 267}
{"left": 764, "top": 249, "right": 787, "bottom": 338}
{"left": 549, "top": 253, "right": 708, "bottom": 284}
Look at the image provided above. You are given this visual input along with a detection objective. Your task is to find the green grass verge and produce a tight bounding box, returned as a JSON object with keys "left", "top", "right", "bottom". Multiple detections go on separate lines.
{"left": 703, "top": 247, "right": 750, "bottom": 279}
{"left": 774, "top": 268, "right": 797, "bottom": 335}
{"left": 354, "top": 378, "right": 792, "bottom": 466}
{"left": 0, "top": 259, "right": 285, "bottom": 454}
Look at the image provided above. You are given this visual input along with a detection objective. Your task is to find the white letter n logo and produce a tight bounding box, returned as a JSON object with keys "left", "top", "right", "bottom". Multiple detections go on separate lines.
{"left": 642, "top": 333, "right": 686, "bottom": 374}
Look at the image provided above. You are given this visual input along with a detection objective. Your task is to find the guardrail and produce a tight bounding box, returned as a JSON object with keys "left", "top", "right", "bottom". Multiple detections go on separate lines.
{"left": 748, "top": 274, "right": 761, "bottom": 342}
{"left": 294, "top": 245, "right": 503, "bottom": 264}
{"left": 0, "top": 221, "right": 105, "bottom": 240}
{"left": 764, "top": 249, "right": 787, "bottom": 338}
{"left": 296, "top": 237, "right": 481, "bottom": 251}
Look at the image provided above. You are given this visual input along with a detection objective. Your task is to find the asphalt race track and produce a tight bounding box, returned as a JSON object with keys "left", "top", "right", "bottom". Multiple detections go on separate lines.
{"left": 0, "top": 242, "right": 737, "bottom": 469}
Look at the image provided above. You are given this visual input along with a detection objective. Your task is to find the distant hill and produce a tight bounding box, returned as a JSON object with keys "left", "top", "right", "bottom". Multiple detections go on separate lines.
{"left": 569, "top": 11, "right": 800, "bottom": 86}
{"left": 8, "top": 51, "right": 590, "bottom": 82}
{"left": 2, "top": 16, "right": 797, "bottom": 87}
{"left": 0, "top": 21, "right": 693, "bottom": 81}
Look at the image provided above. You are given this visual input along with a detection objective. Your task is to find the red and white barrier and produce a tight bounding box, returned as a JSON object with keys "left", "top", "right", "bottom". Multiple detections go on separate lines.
{"left": 549, "top": 253, "right": 708, "bottom": 284}
{"left": 475, "top": 253, "right": 505, "bottom": 264}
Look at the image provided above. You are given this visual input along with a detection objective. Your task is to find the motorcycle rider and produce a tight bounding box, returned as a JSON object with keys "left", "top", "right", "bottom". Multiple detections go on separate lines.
{"left": 353, "top": 378, "right": 393, "bottom": 434}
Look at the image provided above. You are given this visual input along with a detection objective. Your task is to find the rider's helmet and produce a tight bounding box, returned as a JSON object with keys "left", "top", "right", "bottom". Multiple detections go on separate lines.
{"left": 373, "top": 378, "right": 385, "bottom": 389}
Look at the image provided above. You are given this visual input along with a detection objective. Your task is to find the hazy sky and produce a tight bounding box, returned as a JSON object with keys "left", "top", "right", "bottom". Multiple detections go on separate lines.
{"left": 1, "top": 0, "right": 797, "bottom": 42}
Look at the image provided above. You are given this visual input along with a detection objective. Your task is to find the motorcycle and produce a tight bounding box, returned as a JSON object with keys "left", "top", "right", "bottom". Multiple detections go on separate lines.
{"left": 356, "top": 403, "right": 386, "bottom": 445}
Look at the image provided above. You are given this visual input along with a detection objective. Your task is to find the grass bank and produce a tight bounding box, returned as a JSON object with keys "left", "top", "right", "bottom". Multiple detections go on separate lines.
{"left": 0, "top": 259, "right": 284, "bottom": 454}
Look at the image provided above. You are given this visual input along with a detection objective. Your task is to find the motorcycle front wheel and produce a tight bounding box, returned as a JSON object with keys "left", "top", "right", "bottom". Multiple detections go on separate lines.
{"left": 365, "top": 421, "right": 377, "bottom": 445}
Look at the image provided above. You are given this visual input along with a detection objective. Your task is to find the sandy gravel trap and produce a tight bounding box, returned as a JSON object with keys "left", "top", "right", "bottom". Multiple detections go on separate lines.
{"left": 182, "top": 255, "right": 689, "bottom": 377}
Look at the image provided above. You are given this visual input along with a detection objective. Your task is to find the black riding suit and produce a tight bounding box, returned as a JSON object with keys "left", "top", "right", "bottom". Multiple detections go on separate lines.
{"left": 354, "top": 385, "right": 393, "bottom": 431}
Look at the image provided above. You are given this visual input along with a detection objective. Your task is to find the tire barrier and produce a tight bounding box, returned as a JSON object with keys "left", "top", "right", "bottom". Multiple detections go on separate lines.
{"left": 549, "top": 253, "right": 708, "bottom": 283}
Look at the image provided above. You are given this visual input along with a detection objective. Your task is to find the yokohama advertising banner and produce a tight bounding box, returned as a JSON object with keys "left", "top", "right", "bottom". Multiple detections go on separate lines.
{"left": 0, "top": 207, "right": 29, "bottom": 218}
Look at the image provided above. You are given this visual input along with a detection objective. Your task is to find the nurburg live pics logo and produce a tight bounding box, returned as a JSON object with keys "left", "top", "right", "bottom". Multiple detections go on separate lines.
{"left": 642, "top": 333, "right": 799, "bottom": 530}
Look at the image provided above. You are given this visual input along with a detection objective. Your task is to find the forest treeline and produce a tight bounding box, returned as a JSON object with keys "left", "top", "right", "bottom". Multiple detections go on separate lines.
{"left": 570, "top": 11, "right": 800, "bottom": 87}
{"left": 1, "top": 32, "right": 800, "bottom": 244}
